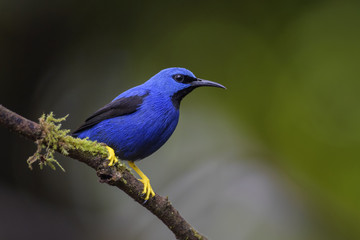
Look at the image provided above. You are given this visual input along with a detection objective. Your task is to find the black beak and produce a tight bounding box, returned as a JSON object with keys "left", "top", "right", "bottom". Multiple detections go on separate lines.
{"left": 191, "top": 78, "right": 226, "bottom": 89}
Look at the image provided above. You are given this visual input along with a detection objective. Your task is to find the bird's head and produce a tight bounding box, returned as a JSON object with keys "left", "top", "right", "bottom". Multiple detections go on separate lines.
{"left": 143, "top": 67, "right": 226, "bottom": 108}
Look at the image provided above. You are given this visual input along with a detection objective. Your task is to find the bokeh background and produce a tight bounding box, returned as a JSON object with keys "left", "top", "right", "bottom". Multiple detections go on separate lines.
{"left": 1, "top": 1, "right": 359, "bottom": 239}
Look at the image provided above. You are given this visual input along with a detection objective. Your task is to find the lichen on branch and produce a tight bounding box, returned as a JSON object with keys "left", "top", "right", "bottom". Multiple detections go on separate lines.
{"left": 27, "top": 112, "right": 110, "bottom": 171}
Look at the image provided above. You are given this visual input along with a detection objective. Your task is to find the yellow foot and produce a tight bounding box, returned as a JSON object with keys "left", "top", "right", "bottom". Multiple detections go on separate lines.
{"left": 106, "top": 146, "right": 119, "bottom": 166}
{"left": 128, "top": 161, "right": 155, "bottom": 201}
{"left": 138, "top": 175, "right": 155, "bottom": 201}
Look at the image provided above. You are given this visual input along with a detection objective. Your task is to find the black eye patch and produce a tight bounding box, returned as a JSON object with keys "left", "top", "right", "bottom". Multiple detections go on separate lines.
{"left": 172, "top": 74, "right": 197, "bottom": 84}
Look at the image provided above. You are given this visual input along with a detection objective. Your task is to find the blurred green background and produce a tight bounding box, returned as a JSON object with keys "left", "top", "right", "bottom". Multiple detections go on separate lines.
{"left": 1, "top": 0, "right": 359, "bottom": 239}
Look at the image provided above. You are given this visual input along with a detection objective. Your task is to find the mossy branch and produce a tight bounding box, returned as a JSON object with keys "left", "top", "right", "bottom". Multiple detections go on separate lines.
{"left": 0, "top": 104, "right": 207, "bottom": 240}
{"left": 27, "top": 112, "right": 111, "bottom": 171}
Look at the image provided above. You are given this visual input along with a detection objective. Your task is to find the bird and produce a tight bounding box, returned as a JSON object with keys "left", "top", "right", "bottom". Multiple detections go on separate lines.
{"left": 72, "top": 67, "right": 225, "bottom": 201}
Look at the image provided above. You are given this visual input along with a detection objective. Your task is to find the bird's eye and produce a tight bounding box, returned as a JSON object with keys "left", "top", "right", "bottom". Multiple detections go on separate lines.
{"left": 173, "top": 74, "right": 185, "bottom": 83}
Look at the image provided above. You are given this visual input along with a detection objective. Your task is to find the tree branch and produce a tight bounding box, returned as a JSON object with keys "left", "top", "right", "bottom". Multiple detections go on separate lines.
{"left": 0, "top": 104, "right": 207, "bottom": 240}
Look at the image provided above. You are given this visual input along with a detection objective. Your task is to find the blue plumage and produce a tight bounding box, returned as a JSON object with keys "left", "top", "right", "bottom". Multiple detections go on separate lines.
{"left": 75, "top": 87, "right": 179, "bottom": 160}
{"left": 73, "top": 67, "right": 225, "bottom": 200}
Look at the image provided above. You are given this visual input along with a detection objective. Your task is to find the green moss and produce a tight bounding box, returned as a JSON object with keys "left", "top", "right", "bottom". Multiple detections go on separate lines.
{"left": 191, "top": 228, "right": 204, "bottom": 240}
{"left": 27, "top": 112, "right": 110, "bottom": 171}
{"left": 26, "top": 112, "right": 130, "bottom": 173}
{"left": 27, "top": 112, "right": 67, "bottom": 171}
{"left": 121, "top": 178, "right": 128, "bottom": 185}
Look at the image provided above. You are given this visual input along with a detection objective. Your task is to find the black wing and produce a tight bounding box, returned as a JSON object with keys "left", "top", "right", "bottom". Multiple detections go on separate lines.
{"left": 72, "top": 93, "right": 148, "bottom": 136}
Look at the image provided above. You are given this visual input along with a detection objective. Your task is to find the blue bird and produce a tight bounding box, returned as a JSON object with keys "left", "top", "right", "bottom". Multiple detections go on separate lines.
{"left": 73, "top": 67, "right": 225, "bottom": 200}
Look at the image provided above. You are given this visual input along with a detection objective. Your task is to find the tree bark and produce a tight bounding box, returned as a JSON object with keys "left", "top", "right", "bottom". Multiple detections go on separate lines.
{"left": 0, "top": 104, "right": 207, "bottom": 240}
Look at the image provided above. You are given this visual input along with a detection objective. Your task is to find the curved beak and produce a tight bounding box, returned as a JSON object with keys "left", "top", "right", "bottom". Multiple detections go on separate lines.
{"left": 191, "top": 78, "right": 226, "bottom": 89}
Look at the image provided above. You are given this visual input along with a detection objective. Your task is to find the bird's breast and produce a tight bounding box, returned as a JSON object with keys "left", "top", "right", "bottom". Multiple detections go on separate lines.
{"left": 103, "top": 95, "right": 180, "bottom": 160}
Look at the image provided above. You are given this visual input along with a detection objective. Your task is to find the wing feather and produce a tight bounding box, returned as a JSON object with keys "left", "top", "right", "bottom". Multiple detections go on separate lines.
{"left": 72, "top": 93, "right": 148, "bottom": 135}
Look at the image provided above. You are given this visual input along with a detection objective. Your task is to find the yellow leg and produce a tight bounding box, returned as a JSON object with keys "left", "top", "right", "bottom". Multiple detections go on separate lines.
{"left": 106, "top": 146, "right": 119, "bottom": 166}
{"left": 128, "top": 161, "right": 155, "bottom": 201}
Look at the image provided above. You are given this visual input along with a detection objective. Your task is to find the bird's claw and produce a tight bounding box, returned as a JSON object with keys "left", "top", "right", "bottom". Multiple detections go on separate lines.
{"left": 128, "top": 161, "right": 155, "bottom": 202}
{"left": 138, "top": 176, "right": 155, "bottom": 201}
{"left": 106, "top": 146, "right": 119, "bottom": 166}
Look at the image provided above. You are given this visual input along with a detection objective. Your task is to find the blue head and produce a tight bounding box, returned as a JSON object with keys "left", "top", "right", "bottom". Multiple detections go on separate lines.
{"left": 142, "top": 67, "right": 226, "bottom": 108}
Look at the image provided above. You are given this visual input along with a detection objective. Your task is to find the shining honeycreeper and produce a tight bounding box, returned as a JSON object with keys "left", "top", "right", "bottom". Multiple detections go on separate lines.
{"left": 72, "top": 67, "right": 225, "bottom": 200}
